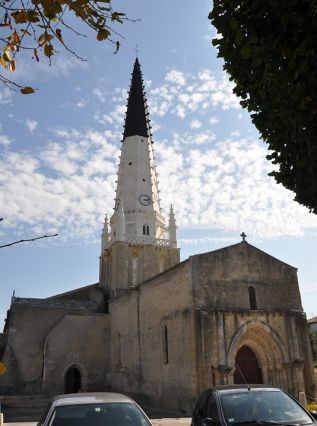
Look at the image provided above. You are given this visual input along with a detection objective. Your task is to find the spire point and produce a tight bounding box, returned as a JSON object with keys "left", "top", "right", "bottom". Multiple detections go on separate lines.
{"left": 123, "top": 57, "right": 149, "bottom": 139}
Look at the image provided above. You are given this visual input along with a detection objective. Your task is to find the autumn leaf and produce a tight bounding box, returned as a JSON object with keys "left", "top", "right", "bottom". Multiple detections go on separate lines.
{"left": 0, "top": 56, "right": 7, "bottom": 68}
{"left": 11, "top": 10, "right": 28, "bottom": 24}
{"left": 9, "top": 60, "right": 16, "bottom": 72}
{"left": 20, "top": 86, "right": 35, "bottom": 94}
{"left": 44, "top": 44, "right": 54, "bottom": 57}
{"left": 38, "top": 32, "right": 54, "bottom": 46}
{"left": 12, "top": 10, "right": 40, "bottom": 23}
{"left": 97, "top": 27, "right": 110, "bottom": 41}
{"left": 3, "top": 49, "right": 11, "bottom": 62}
{"left": 56, "top": 28, "right": 63, "bottom": 41}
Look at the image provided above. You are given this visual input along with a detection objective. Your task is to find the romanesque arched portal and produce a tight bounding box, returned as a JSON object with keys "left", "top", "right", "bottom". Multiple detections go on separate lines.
{"left": 227, "top": 320, "right": 289, "bottom": 389}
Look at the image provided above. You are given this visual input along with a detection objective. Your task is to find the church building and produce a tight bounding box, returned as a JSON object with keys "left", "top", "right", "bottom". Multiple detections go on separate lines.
{"left": 0, "top": 58, "right": 316, "bottom": 413}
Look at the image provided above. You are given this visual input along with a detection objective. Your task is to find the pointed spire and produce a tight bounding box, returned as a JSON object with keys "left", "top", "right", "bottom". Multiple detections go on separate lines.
{"left": 101, "top": 214, "right": 109, "bottom": 252}
{"left": 123, "top": 58, "right": 150, "bottom": 139}
{"left": 168, "top": 204, "right": 177, "bottom": 245}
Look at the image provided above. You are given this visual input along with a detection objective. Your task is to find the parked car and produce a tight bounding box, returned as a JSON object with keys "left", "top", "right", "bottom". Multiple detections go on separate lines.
{"left": 37, "top": 392, "right": 153, "bottom": 426}
{"left": 191, "top": 385, "right": 317, "bottom": 426}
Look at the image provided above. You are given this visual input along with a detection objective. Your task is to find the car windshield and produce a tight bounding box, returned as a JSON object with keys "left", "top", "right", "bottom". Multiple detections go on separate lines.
{"left": 47, "top": 402, "right": 152, "bottom": 426}
{"left": 220, "top": 389, "right": 313, "bottom": 425}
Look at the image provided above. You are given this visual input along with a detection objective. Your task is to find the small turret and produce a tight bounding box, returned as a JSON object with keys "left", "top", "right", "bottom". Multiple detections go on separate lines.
{"left": 101, "top": 214, "right": 109, "bottom": 253}
{"left": 168, "top": 205, "right": 177, "bottom": 247}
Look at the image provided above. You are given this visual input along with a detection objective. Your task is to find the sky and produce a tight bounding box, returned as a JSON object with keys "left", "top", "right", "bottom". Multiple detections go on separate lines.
{"left": 0, "top": 0, "right": 316, "bottom": 329}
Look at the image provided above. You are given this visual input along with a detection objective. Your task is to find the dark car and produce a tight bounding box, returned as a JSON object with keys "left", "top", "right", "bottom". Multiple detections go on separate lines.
{"left": 191, "top": 385, "right": 317, "bottom": 426}
{"left": 37, "top": 392, "right": 153, "bottom": 426}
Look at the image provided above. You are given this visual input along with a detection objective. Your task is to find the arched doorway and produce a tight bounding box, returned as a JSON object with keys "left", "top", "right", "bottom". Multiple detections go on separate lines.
{"left": 64, "top": 366, "right": 81, "bottom": 393}
{"left": 234, "top": 345, "right": 263, "bottom": 384}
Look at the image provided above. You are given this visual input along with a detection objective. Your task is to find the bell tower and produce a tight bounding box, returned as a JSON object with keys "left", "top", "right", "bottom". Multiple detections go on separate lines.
{"left": 99, "top": 58, "right": 180, "bottom": 296}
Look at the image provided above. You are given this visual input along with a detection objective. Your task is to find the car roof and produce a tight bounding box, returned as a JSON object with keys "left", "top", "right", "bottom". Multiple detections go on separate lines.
{"left": 52, "top": 392, "right": 136, "bottom": 407}
{"left": 208, "top": 385, "right": 282, "bottom": 394}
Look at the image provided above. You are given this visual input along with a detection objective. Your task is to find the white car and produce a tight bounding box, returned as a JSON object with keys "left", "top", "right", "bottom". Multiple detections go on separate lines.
{"left": 37, "top": 392, "right": 153, "bottom": 426}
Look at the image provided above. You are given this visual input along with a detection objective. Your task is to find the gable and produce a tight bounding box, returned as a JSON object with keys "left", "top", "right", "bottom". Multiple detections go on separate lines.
{"left": 190, "top": 242, "right": 302, "bottom": 311}
{"left": 191, "top": 241, "right": 296, "bottom": 282}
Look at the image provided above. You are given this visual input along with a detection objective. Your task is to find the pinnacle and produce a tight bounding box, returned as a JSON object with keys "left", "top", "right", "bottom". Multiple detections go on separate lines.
{"left": 123, "top": 58, "right": 150, "bottom": 139}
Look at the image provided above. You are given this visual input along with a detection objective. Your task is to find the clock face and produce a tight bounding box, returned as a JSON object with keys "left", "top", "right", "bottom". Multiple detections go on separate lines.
{"left": 139, "top": 194, "right": 151, "bottom": 206}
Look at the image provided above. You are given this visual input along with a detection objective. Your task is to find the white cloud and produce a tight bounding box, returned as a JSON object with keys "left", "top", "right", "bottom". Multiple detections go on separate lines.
{"left": 2, "top": 66, "right": 317, "bottom": 245}
{"left": 25, "top": 119, "right": 38, "bottom": 133}
{"left": 0, "top": 135, "right": 11, "bottom": 146}
{"left": 190, "top": 120, "right": 202, "bottom": 129}
{"left": 93, "top": 88, "right": 106, "bottom": 103}
{"left": 165, "top": 70, "right": 186, "bottom": 86}
{"left": 0, "top": 87, "right": 12, "bottom": 105}
{"left": 76, "top": 100, "right": 86, "bottom": 108}
{"left": 2, "top": 55, "right": 87, "bottom": 85}
{"left": 209, "top": 117, "right": 219, "bottom": 124}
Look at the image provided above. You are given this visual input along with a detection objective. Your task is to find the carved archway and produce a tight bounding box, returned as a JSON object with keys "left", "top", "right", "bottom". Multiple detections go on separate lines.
{"left": 227, "top": 320, "right": 289, "bottom": 389}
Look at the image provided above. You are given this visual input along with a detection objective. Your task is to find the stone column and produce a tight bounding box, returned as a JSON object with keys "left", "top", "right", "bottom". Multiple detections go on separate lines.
{"left": 217, "top": 312, "right": 227, "bottom": 384}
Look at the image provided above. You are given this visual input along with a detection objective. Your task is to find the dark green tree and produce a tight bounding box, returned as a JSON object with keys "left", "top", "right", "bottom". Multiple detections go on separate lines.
{"left": 209, "top": 0, "right": 317, "bottom": 213}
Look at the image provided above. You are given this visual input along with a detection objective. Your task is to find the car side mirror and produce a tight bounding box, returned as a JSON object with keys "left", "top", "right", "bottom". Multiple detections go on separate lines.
{"left": 202, "top": 418, "right": 216, "bottom": 426}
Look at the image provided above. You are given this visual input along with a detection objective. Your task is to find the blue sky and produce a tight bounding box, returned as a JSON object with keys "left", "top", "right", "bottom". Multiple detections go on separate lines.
{"left": 1, "top": 0, "right": 316, "bottom": 329}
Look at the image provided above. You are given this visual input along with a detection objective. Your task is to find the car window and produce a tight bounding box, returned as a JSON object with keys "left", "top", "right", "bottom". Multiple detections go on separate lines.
{"left": 196, "top": 391, "right": 210, "bottom": 419}
{"left": 220, "top": 389, "right": 313, "bottom": 425}
{"left": 47, "top": 402, "right": 152, "bottom": 426}
{"left": 205, "top": 393, "right": 219, "bottom": 422}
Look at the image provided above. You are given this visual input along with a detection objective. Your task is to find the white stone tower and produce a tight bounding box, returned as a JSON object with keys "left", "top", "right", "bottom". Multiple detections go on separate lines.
{"left": 99, "top": 58, "right": 180, "bottom": 296}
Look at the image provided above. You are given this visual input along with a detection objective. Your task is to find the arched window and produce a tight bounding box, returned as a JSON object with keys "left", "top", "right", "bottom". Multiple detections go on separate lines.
{"left": 249, "top": 286, "right": 257, "bottom": 310}
{"left": 143, "top": 224, "right": 149, "bottom": 235}
{"left": 64, "top": 366, "right": 81, "bottom": 393}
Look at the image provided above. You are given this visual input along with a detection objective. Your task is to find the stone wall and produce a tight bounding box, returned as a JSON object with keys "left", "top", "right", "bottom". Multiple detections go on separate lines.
{"left": 100, "top": 241, "right": 180, "bottom": 295}
{"left": 109, "top": 259, "right": 196, "bottom": 413}
{"left": 0, "top": 298, "right": 103, "bottom": 394}
{"left": 42, "top": 313, "right": 110, "bottom": 394}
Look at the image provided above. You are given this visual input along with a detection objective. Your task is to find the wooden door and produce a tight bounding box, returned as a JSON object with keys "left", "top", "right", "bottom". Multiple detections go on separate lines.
{"left": 234, "top": 345, "right": 263, "bottom": 384}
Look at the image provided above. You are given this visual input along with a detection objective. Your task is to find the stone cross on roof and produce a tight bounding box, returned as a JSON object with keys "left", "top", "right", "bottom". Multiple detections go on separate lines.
{"left": 240, "top": 232, "right": 247, "bottom": 242}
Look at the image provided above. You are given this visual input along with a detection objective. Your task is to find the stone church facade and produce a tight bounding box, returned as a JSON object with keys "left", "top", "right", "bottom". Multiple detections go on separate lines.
{"left": 0, "top": 59, "right": 316, "bottom": 413}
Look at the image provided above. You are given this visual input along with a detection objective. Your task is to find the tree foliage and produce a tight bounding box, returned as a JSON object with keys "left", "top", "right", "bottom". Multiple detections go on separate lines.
{"left": 0, "top": 0, "right": 130, "bottom": 93}
{"left": 209, "top": 0, "right": 317, "bottom": 213}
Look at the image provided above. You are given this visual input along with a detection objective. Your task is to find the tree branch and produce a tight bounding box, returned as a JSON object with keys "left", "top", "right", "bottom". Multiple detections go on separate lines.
{"left": 0, "top": 233, "right": 58, "bottom": 248}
